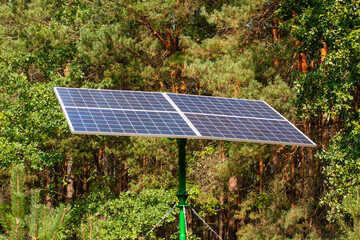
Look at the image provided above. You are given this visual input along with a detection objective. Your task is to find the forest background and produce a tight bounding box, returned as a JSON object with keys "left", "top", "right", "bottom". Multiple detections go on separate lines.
{"left": 0, "top": 0, "right": 359, "bottom": 239}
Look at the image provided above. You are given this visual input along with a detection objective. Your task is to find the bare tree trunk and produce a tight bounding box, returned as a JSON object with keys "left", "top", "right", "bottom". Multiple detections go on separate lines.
{"left": 82, "top": 158, "right": 89, "bottom": 197}
{"left": 117, "top": 160, "right": 129, "bottom": 193}
{"left": 219, "top": 194, "right": 225, "bottom": 239}
{"left": 61, "top": 161, "right": 66, "bottom": 202}
{"left": 290, "top": 147, "right": 296, "bottom": 209}
{"left": 296, "top": 41, "right": 308, "bottom": 73}
{"left": 117, "top": 162, "right": 123, "bottom": 194}
{"left": 320, "top": 40, "right": 328, "bottom": 63}
{"left": 228, "top": 176, "right": 238, "bottom": 239}
{"left": 273, "top": 19, "right": 280, "bottom": 67}
{"left": 259, "top": 155, "right": 264, "bottom": 193}
{"left": 66, "top": 158, "right": 75, "bottom": 203}
{"left": 98, "top": 148, "right": 109, "bottom": 176}
{"left": 44, "top": 166, "right": 52, "bottom": 208}
{"left": 102, "top": 151, "right": 109, "bottom": 176}
{"left": 272, "top": 150, "right": 279, "bottom": 172}
{"left": 300, "top": 51, "right": 308, "bottom": 73}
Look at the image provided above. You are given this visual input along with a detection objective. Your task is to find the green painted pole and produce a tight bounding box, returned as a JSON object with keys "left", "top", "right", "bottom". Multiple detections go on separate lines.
{"left": 177, "top": 138, "right": 188, "bottom": 240}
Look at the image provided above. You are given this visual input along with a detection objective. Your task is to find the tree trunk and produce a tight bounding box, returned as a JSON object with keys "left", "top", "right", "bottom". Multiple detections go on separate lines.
{"left": 296, "top": 41, "right": 308, "bottom": 73}
{"left": 272, "top": 150, "right": 279, "bottom": 172}
{"left": 97, "top": 148, "right": 110, "bottom": 179}
{"left": 272, "top": 19, "right": 280, "bottom": 67}
{"left": 102, "top": 151, "right": 109, "bottom": 176}
{"left": 228, "top": 176, "right": 238, "bottom": 239}
{"left": 259, "top": 155, "right": 264, "bottom": 193}
{"left": 219, "top": 194, "right": 225, "bottom": 239}
{"left": 320, "top": 40, "right": 328, "bottom": 63}
{"left": 290, "top": 147, "right": 296, "bottom": 208}
{"left": 44, "top": 166, "right": 52, "bottom": 208}
{"left": 300, "top": 51, "right": 308, "bottom": 73}
{"left": 117, "top": 162, "right": 123, "bottom": 193}
{"left": 82, "top": 157, "right": 89, "bottom": 197}
{"left": 66, "top": 158, "right": 75, "bottom": 203}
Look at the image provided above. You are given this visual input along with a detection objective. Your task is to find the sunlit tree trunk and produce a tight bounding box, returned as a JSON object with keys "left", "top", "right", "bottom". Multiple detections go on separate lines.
{"left": 66, "top": 157, "right": 75, "bottom": 203}
{"left": 296, "top": 41, "right": 308, "bottom": 73}
{"left": 273, "top": 19, "right": 280, "bottom": 67}
{"left": 320, "top": 40, "right": 328, "bottom": 63}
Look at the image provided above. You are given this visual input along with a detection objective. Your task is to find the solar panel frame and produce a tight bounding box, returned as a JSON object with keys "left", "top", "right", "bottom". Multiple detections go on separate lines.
{"left": 54, "top": 87, "right": 316, "bottom": 147}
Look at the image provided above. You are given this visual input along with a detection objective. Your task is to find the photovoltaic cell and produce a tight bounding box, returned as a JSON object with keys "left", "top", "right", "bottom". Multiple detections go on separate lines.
{"left": 167, "top": 93, "right": 284, "bottom": 120}
{"left": 56, "top": 87, "right": 175, "bottom": 112}
{"left": 54, "top": 87, "right": 316, "bottom": 147}
{"left": 66, "top": 107, "right": 196, "bottom": 137}
{"left": 185, "top": 113, "right": 312, "bottom": 145}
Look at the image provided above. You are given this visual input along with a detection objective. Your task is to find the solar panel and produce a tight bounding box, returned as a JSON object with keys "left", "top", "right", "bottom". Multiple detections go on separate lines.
{"left": 66, "top": 107, "right": 197, "bottom": 136}
{"left": 167, "top": 93, "right": 284, "bottom": 120}
{"left": 56, "top": 87, "right": 175, "bottom": 111}
{"left": 185, "top": 113, "right": 310, "bottom": 145}
{"left": 54, "top": 87, "right": 316, "bottom": 147}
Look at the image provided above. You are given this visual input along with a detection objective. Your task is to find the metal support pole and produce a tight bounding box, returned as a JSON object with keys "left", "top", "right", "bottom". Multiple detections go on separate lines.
{"left": 177, "top": 138, "right": 188, "bottom": 240}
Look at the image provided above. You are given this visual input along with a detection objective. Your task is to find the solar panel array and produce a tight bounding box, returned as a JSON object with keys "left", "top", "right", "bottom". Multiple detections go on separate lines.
{"left": 54, "top": 87, "right": 316, "bottom": 147}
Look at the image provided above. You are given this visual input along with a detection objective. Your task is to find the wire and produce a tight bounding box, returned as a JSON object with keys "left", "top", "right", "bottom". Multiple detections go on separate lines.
{"left": 183, "top": 205, "right": 188, "bottom": 238}
{"left": 143, "top": 204, "right": 177, "bottom": 239}
{"left": 189, "top": 205, "right": 223, "bottom": 240}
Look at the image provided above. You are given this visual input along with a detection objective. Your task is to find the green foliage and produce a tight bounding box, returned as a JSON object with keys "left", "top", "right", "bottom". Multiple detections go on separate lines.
{"left": 0, "top": 165, "right": 69, "bottom": 240}
{"left": 319, "top": 122, "right": 360, "bottom": 220}
{"left": 65, "top": 182, "right": 116, "bottom": 237}
{"left": 125, "top": 137, "right": 179, "bottom": 190}
{"left": 78, "top": 189, "right": 176, "bottom": 240}
{"left": 338, "top": 187, "right": 360, "bottom": 239}
{"left": 235, "top": 173, "right": 322, "bottom": 239}
{"left": 0, "top": 63, "right": 68, "bottom": 170}
{"left": 278, "top": 0, "right": 360, "bottom": 121}
{"left": 78, "top": 215, "right": 97, "bottom": 240}
{"left": 278, "top": 0, "right": 360, "bottom": 229}
{"left": 1, "top": 0, "right": 358, "bottom": 238}
{"left": 0, "top": 164, "right": 26, "bottom": 240}
{"left": 187, "top": 145, "right": 224, "bottom": 212}
{"left": 27, "top": 190, "right": 69, "bottom": 240}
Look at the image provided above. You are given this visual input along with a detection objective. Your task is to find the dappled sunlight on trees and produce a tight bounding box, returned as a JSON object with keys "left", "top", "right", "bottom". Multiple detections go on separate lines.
{"left": 0, "top": 0, "right": 359, "bottom": 239}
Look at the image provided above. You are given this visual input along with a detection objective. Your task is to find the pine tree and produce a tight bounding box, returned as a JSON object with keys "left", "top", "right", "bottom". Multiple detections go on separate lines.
{"left": 0, "top": 165, "right": 69, "bottom": 240}
{"left": 338, "top": 187, "right": 360, "bottom": 239}
{"left": 27, "top": 190, "right": 68, "bottom": 240}
{"left": 0, "top": 164, "right": 26, "bottom": 240}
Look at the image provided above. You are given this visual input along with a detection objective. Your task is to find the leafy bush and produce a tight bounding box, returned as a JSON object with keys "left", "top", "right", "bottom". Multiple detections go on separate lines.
{"left": 78, "top": 188, "right": 177, "bottom": 239}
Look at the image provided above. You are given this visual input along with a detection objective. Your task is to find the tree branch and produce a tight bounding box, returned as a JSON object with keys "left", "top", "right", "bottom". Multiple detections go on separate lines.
{"left": 137, "top": 18, "right": 166, "bottom": 49}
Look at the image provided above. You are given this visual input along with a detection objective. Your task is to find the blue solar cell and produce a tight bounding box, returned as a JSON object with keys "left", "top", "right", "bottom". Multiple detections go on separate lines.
{"left": 184, "top": 113, "right": 314, "bottom": 145}
{"left": 64, "top": 107, "right": 197, "bottom": 137}
{"left": 56, "top": 88, "right": 176, "bottom": 112}
{"left": 167, "top": 93, "right": 284, "bottom": 120}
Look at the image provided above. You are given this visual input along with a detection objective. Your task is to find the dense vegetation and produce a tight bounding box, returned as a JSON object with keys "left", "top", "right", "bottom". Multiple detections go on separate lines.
{"left": 0, "top": 0, "right": 359, "bottom": 239}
